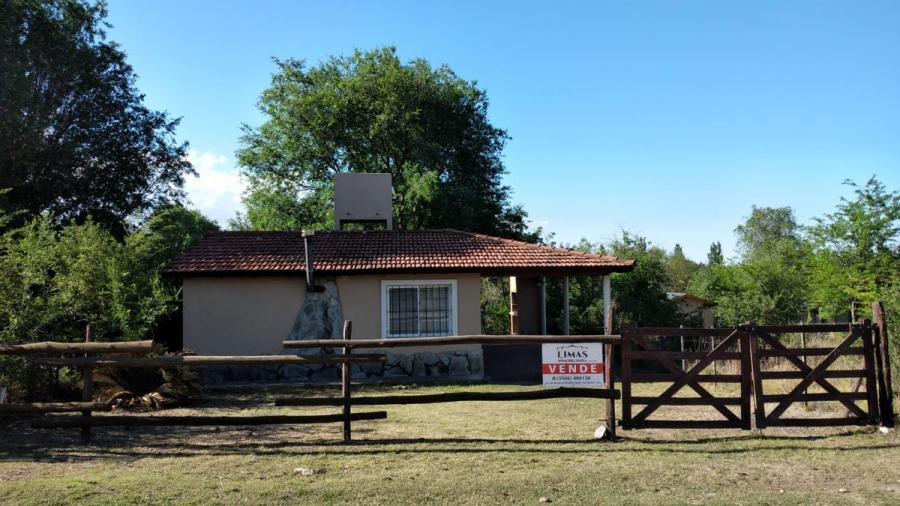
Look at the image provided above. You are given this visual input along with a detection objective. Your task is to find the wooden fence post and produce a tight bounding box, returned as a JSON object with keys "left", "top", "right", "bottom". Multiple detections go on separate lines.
{"left": 746, "top": 326, "right": 765, "bottom": 431}
{"left": 604, "top": 305, "right": 616, "bottom": 439}
{"left": 341, "top": 320, "right": 353, "bottom": 443}
{"left": 81, "top": 324, "right": 93, "bottom": 444}
{"left": 872, "top": 302, "right": 895, "bottom": 427}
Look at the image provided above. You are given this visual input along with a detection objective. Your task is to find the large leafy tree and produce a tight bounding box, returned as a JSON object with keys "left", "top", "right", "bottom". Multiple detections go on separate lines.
{"left": 691, "top": 207, "right": 810, "bottom": 326}
{"left": 807, "top": 177, "right": 900, "bottom": 320}
{"left": 236, "top": 47, "right": 532, "bottom": 239}
{"left": 0, "top": 0, "right": 191, "bottom": 232}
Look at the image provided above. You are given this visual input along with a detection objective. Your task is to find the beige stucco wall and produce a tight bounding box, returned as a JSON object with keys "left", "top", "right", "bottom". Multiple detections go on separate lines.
{"left": 183, "top": 273, "right": 481, "bottom": 355}
{"left": 183, "top": 277, "right": 307, "bottom": 355}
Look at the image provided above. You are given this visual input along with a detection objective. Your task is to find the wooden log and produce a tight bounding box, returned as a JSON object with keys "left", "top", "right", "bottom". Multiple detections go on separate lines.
{"left": 0, "top": 340, "right": 154, "bottom": 355}
{"left": 341, "top": 321, "right": 352, "bottom": 443}
{"left": 603, "top": 305, "right": 616, "bottom": 439}
{"left": 620, "top": 335, "right": 632, "bottom": 429}
{"left": 32, "top": 354, "right": 387, "bottom": 367}
{"left": 276, "top": 388, "right": 621, "bottom": 406}
{"left": 0, "top": 402, "right": 112, "bottom": 414}
{"left": 32, "top": 411, "right": 388, "bottom": 428}
{"left": 872, "top": 301, "right": 895, "bottom": 428}
{"left": 604, "top": 341, "right": 617, "bottom": 439}
{"left": 283, "top": 334, "right": 621, "bottom": 349}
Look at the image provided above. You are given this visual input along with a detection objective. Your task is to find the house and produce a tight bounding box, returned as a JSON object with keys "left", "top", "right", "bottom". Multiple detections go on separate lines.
{"left": 667, "top": 292, "right": 717, "bottom": 328}
{"left": 164, "top": 174, "right": 635, "bottom": 382}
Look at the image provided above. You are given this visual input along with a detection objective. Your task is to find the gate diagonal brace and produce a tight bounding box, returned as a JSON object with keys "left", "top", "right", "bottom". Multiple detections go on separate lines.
{"left": 630, "top": 331, "right": 742, "bottom": 425}
{"left": 758, "top": 331, "right": 867, "bottom": 419}
{"left": 765, "top": 330, "right": 864, "bottom": 422}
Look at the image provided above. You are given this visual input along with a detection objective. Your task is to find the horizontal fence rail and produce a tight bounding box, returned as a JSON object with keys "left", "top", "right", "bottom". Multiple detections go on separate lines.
{"left": 276, "top": 388, "right": 620, "bottom": 407}
{"left": 31, "top": 354, "right": 387, "bottom": 367}
{"left": 283, "top": 334, "right": 621, "bottom": 349}
{"left": 0, "top": 402, "right": 112, "bottom": 414}
{"left": 0, "top": 340, "right": 155, "bottom": 355}
{"left": 32, "top": 412, "right": 389, "bottom": 429}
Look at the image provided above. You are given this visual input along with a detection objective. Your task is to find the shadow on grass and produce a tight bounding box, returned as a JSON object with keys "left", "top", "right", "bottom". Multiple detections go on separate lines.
{"left": 1, "top": 426, "right": 895, "bottom": 464}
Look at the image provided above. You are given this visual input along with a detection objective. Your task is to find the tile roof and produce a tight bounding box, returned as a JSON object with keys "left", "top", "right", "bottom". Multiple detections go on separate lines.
{"left": 164, "top": 229, "right": 635, "bottom": 276}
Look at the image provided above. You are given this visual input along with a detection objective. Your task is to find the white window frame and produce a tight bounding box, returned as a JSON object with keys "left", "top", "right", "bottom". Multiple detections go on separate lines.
{"left": 380, "top": 279, "right": 458, "bottom": 338}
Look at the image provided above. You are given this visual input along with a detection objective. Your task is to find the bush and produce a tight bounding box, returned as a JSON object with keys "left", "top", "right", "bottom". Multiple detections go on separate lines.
{"left": 0, "top": 216, "right": 176, "bottom": 399}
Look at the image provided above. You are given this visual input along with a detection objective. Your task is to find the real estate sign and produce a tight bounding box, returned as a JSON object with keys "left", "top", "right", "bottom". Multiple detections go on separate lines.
{"left": 541, "top": 343, "right": 604, "bottom": 386}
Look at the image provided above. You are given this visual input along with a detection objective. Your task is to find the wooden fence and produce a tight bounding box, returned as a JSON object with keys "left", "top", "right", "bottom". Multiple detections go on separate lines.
{"left": 0, "top": 324, "right": 621, "bottom": 443}
{"left": 1, "top": 304, "right": 894, "bottom": 444}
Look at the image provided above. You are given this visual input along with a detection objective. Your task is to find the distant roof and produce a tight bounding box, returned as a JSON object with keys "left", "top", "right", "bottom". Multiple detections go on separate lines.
{"left": 667, "top": 292, "right": 717, "bottom": 306}
{"left": 165, "top": 229, "right": 635, "bottom": 277}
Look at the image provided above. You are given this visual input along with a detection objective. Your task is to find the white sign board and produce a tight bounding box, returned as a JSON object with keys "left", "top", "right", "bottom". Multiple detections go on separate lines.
{"left": 541, "top": 343, "right": 605, "bottom": 387}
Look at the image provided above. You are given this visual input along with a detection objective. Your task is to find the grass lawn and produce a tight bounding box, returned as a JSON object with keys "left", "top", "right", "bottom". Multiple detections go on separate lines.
{"left": 0, "top": 383, "right": 898, "bottom": 505}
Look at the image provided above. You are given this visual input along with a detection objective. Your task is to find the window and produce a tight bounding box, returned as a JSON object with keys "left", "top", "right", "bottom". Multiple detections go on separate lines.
{"left": 381, "top": 280, "right": 457, "bottom": 338}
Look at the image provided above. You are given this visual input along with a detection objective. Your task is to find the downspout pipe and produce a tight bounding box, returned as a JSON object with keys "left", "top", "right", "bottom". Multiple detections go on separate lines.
{"left": 303, "top": 230, "right": 325, "bottom": 292}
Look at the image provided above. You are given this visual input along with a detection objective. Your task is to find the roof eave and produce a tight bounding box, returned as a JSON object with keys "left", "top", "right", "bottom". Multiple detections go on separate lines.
{"left": 162, "top": 263, "right": 635, "bottom": 278}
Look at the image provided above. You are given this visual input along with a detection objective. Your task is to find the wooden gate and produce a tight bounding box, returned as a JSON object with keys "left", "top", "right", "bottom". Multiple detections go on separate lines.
{"left": 620, "top": 328, "right": 751, "bottom": 430}
{"left": 621, "top": 323, "right": 883, "bottom": 431}
{"left": 747, "top": 323, "right": 879, "bottom": 428}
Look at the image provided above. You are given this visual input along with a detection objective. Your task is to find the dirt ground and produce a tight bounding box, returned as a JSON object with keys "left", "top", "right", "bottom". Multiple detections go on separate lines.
{"left": 0, "top": 383, "right": 897, "bottom": 505}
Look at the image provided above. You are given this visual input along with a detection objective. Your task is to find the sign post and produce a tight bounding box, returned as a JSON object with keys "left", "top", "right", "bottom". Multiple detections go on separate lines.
{"left": 542, "top": 343, "right": 605, "bottom": 387}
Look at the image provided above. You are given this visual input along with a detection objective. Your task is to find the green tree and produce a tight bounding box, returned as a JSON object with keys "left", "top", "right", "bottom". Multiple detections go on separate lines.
{"left": 666, "top": 243, "right": 699, "bottom": 292}
{"left": 735, "top": 206, "right": 802, "bottom": 262}
{"left": 480, "top": 277, "right": 510, "bottom": 335}
{"left": 0, "top": 0, "right": 191, "bottom": 232}
{"left": 236, "top": 47, "right": 532, "bottom": 239}
{"left": 229, "top": 174, "right": 332, "bottom": 231}
{"left": 690, "top": 206, "right": 810, "bottom": 325}
{"left": 807, "top": 177, "right": 900, "bottom": 320}
{"left": 606, "top": 233, "right": 680, "bottom": 328}
{"left": 129, "top": 204, "right": 219, "bottom": 276}
{"left": 0, "top": 216, "right": 175, "bottom": 347}
{"left": 707, "top": 241, "right": 724, "bottom": 266}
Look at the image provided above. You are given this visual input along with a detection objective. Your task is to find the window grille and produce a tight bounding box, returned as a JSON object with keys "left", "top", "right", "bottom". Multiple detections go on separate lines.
{"left": 384, "top": 282, "right": 454, "bottom": 337}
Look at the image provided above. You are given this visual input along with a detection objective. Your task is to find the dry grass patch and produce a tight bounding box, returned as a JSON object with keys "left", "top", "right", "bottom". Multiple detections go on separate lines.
{"left": 0, "top": 383, "right": 897, "bottom": 505}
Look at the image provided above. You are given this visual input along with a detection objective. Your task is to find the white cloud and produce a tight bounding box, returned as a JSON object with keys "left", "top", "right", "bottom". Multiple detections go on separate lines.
{"left": 183, "top": 150, "right": 246, "bottom": 226}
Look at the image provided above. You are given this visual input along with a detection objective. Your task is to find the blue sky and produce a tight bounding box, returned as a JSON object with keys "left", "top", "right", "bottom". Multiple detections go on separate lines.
{"left": 105, "top": 0, "right": 900, "bottom": 261}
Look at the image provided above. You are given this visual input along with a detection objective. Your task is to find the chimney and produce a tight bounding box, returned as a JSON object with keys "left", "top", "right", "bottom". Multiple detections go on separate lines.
{"left": 302, "top": 229, "right": 323, "bottom": 292}
{"left": 333, "top": 173, "right": 392, "bottom": 230}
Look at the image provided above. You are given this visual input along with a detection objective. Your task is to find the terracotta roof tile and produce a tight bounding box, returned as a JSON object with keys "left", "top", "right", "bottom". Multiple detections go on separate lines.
{"left": 164, "top": 229, "right": 635, "bottom": 276}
